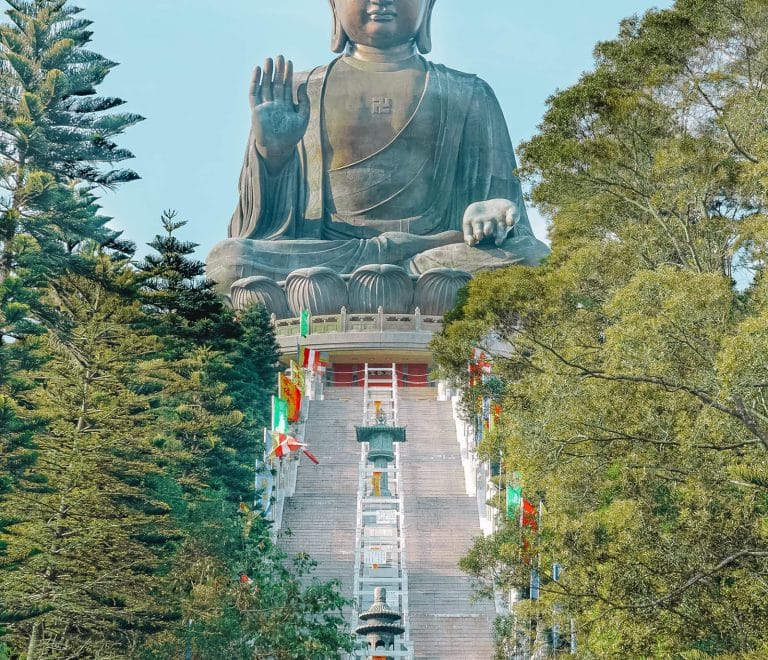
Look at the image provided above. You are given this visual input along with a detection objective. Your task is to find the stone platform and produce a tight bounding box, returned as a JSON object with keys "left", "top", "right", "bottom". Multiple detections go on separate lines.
{"left": 273, "top": 309, "right": 443, "bottom": 365}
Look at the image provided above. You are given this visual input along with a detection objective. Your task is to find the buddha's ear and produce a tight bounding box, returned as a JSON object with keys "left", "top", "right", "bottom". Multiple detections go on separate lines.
{"left": 416, "top": 0, "right": 437, "bottom": 54}
{"left": 329, "top": 0, "right": 349, "bottom": 54}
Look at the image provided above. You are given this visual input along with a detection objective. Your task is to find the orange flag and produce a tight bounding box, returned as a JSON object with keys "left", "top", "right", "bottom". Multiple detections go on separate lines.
{"left": 279, "top": 373, "right": 301, "bottom": 422}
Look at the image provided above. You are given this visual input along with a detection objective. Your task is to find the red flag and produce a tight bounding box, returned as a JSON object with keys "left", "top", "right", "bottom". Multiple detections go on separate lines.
{"left": 472, "top": 348, "right": 493, "bottom": 374}
{"left": 302, "top": 347, "right": 319, "bottom": 370}
{"left": 520, "top": 497, "right": 539, "bottom": 564}
{"left": 269, "top": 432, "right": 305, "bottom": 458}
{"left": 521, "top": 498, "right": 538, "bottom": 531}
{"left": 302, "top": 449, "right": 320, "bottom": 465}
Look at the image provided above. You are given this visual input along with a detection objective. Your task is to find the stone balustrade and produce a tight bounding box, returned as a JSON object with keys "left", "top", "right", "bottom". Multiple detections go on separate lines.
{"left": 272, "top": 307, "right": 444, "bottom": 340}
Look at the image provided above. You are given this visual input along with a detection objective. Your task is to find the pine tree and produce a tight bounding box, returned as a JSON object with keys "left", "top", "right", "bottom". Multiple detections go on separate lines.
{"left": 136, "top": 216, "right": 351, "bottom": 656}
{"left": 213, "top": 303, "right": 279, "bottom": 502}
{"left": 0, "top": 0, "right": 141, "bottom": 339}
{"left": 0, "top": 254, "right": 175, "bottom": 658}
{"left": 0, "top": 334, "right": 45, "bottom": 563}
{"left": 137, "top": 210, "right": 238, "bottom": 352}
{"left": 138, "top": 212, "right": 279, "bottom": 501}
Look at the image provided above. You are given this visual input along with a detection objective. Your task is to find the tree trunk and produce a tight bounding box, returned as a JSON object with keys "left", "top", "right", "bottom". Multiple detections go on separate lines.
{"left": 26, "top": 621, "right": 42, "bottom": 660}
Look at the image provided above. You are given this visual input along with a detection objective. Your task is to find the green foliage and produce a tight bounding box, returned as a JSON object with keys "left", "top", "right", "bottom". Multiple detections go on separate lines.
{"left": 137, "top": 212, "right": 278, "bottom": 503}
{"left": 434, "top": 0, "right": 768, "bottom": 656}
{"left": 0, "top": 0, "right": 140, "bottom": 342}
{"left": 137, "top": 210, "right": 235, "bottom": 351}
{"left": 0, "top": 0, "right": 141, "bottom": 186}
{"left": 133, "top": 213, "right": 349, "bottom": 657}
{"left": 0, "top": 255, "right": 175, "bottom": 658}
{"left": 0, "top": 3, "right": 350, "bottom": 657}
{"left": 144, "top": 492, "right": 353, "bottom": 659}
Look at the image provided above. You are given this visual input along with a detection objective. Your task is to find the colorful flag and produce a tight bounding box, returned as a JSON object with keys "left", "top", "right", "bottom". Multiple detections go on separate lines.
{"left": 472, "top": 347, "right": 493, "bottom": 374}
{"left": 271, "top": 396, "right": 289, "bottom": 433}
{"left": 506, "top": 485, "right": 522, "bottom": 518}
{"left": 302, "top": 347, "right": 319, "bottom": 370}
{"left": 279, "top": 373, "right": 301, "bottom": 422}
{"left": 290, "top": 360, "right": 305, "bottom": 392}
{"left": 269, "top": 431, "right": 306, "bottom": 458}
{"left": 318, "top": 351, "right": 330, "bottom": 367}
{"left": 468, "top": 361, "right": 479, "bottom": 387}
{"left": 529, "top": 567, "right": 540, "bottom": 600}
{"left": 521, "top": 497, "right": 538, "bottom": 531}
{"left": 300, "top": 309, "right": 310, "bottom": 337}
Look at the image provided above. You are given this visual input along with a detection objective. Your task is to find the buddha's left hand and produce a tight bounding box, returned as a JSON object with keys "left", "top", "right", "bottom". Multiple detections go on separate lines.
{"left": 462, "top": 199, "right": 518, "bottom": 247}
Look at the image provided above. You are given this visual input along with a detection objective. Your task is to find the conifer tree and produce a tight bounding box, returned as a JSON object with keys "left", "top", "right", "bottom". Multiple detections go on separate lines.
{"left": 138, "top": 212, "right": 279, "bottom": 501}
{"left": 136, "top": 215, "right": 351, "bottom": 657}
{"left": 209, "top": 303, "right": 280, "bottom": 502}
{"left": 137, "top": 210, "right": 238, "bottom": 351}
{"left": 0, "top": 254, "right": 174, "bottom": 658}
{"left": 0, "top": 0, "right": 141, "bottom": 339}
{"left": 0, "top": 2, "right": 143, "bottom": 585}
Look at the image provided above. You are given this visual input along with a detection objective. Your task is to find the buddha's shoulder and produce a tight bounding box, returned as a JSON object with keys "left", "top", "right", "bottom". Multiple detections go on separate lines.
{"left": 428, "top": 62, "right": 498, "bottom": 92}
{"left": 295, "top": 65, "right": 330, "bottom": 86}
{"left": 294, "top": 61, "right": 492, "bottom": 94}
{"left": 428, "top": 62, "right": 477, "bottom": 82}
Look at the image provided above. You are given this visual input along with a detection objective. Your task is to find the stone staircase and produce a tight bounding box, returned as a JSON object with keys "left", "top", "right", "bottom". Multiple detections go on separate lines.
{"left": 398, "top": 391, "right": 496, "bottom": 660}
{"left": 278, "top": 391, "right": 361, "bottom": 621}
{"left": 280, "top": 386, "right": 495, "bottom": 659}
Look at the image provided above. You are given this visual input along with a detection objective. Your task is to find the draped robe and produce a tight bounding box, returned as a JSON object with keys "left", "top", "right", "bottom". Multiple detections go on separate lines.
{"left": 207, "top": 56, "right": 548, "bottom": 288}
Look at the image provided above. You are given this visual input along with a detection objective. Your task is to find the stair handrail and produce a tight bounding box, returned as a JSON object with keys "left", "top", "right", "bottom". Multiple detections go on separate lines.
{"left": 391, "top": 362, "right": 399, "bottom": 426}
{"left": 395, "top": 440, "right": 413, "bottom": 658}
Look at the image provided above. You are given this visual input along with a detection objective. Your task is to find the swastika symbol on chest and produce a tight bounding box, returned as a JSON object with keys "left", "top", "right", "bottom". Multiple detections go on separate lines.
{"left": 371, "top": 97, "right": 392, "bottom": 115}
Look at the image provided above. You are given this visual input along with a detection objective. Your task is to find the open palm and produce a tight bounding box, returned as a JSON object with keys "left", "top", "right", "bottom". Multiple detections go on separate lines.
{"left": 250, "top": 55, "right": 310, "bottom": 171}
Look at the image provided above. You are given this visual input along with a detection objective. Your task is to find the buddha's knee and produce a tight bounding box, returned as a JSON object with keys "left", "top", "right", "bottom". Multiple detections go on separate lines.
{"left": 206, "top": 239, "right": 263, "bottom": 294}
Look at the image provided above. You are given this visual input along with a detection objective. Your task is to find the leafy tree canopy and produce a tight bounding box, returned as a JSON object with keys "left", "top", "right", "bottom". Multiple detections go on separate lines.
{"left": 434, "top": 0, "right": 768, "bottom": 656}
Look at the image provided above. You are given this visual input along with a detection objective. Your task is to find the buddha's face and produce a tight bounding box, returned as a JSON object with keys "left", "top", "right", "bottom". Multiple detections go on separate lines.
{"left": 334, "top": 0, "right": 431, "bottom": 49}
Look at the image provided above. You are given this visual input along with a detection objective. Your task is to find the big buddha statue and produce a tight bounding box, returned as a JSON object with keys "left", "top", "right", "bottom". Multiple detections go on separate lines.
{"left": 207, "top": 0, "right": 548, "bottom": 317}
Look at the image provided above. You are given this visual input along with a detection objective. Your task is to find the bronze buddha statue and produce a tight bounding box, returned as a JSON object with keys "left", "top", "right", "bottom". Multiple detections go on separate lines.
{"left": 207, "top": 0, "right": 548, "bottom": 316}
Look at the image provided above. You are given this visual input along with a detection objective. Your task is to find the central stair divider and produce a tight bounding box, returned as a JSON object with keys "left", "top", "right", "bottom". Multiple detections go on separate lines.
{"left": 352, "top": 364, "right": 414, "bottom": 659}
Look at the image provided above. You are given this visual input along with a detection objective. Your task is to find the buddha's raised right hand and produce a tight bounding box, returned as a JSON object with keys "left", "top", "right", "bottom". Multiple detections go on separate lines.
{"left": 250, "top": 55, "right": 310, "bottom": 174}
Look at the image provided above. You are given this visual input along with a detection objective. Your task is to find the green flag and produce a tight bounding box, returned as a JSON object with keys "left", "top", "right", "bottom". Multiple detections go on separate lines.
{"left": 300, "top": 309, "right": 310, "bottom": 337}
{"left": 506, "top": 485, "right": 522, "bottom": 519}
{"left": 271, "top": 396, "right": 289, "bottom": 433}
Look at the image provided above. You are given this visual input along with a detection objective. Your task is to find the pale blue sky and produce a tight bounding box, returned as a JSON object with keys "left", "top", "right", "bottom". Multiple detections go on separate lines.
{"left": 71, "top": 1, "right": 673, "bottom": 259}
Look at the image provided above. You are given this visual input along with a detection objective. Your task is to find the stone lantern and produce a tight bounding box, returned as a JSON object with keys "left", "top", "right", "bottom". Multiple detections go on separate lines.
{"left": 355, "top": 587, "right": 405, "bottom": 655}
{"left": 355, "top": 425, "right": 406, "bottom": 496}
